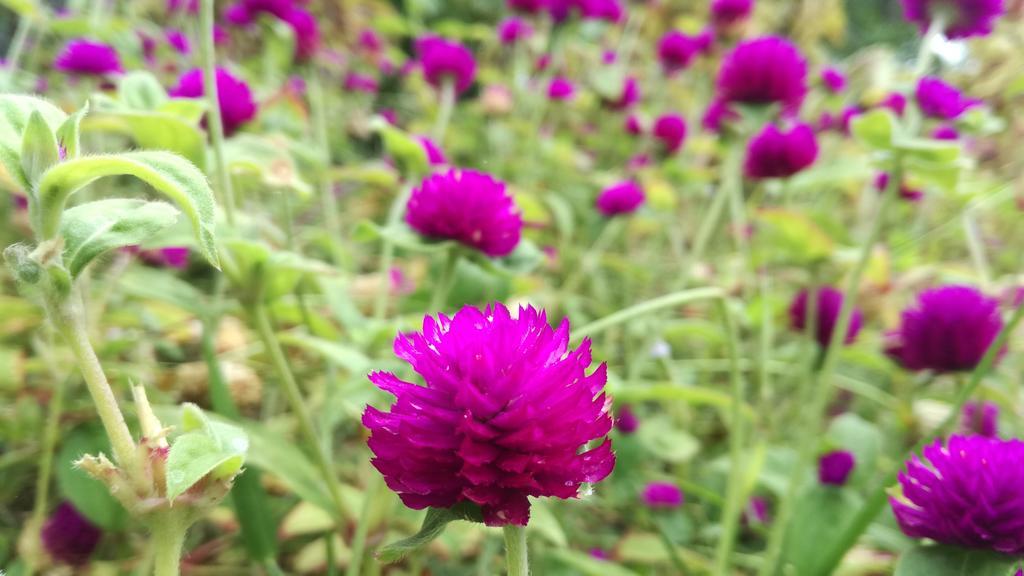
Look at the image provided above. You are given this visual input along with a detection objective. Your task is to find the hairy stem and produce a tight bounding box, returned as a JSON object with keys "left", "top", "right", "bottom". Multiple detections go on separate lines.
{"left": 152, "top": 512, "right": 188, "bottom": 576}
{"left": 502, "top": 525, "right": 529, "bottom": 576}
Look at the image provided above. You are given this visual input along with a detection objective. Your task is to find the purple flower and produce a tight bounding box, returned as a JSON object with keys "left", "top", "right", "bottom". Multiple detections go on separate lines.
{"left": 362, "top": 304, "right": 615, "bottom": 526}
{"left": 716, "top": 36, "right": 807, "bottom": 112}
{"left": 41, "top": 502, "right": 102, "bottom": 565}
{"left": 875, "top": 172, "right": 924, "bottom": 202}
{"left": 744, "top": 497, "right": 770, "bottom": 526}
{"left": 604, "top": 76, "right": 640, "bottom": 110}
{"left": 590, "top": 548, "right": 611, "bottom": 560}
{"left": 417, "top": 36, "right": 477, "bottom": 94}
{"left": 891, "top": 435, "right": 1024, "bottom": 553}
{"left": 789, "top": 286, "right": 863, "bottom": 347}
{"left": 711, "top": 0, "right": 754, "bottom": 26}
{"left": 962, "top": 401, "right": 998, "bottom": 437}
{"left": 641, "top": 482, "right": 684, "bottom": 509}
{"left": 343, "top": 72, "right": 379, "bottom": 94}
{"left": 818, "top": 450, "right": 855, "bottom": 486}
{"left": 282, "top": 8, "right": 320, "bottom": 62}
{"left": 840, "top": 105, "right": 863, "bottom": 134}
{"left": 821, "top": 67, "right": 846, "bottom": 93}
{"left": 596, "top": 181, "right": 645, "bottom": 217}
{"left": 508, "top": 0, "right": 546, "bottom": 13}
{"left": 224, "top": 2, "right": 253, "bottom": 25}
{"left": 900, "top": 0, "right": 1005, "bottom": 39}
{"left": 416, "top": 136, "right": 447, "bottom": 166}
{"left": 405, "top": 169, "right": 521, "bottom": 257}
{"left": 169, "top": 68, "right": 257, "bottom": 137}
{"left": 615, "top": 405, "right": 639, "bottom": 434}
{"left": 916, "top": 76, "right": 981, "bottom": 120}
{"left": 142, "top": 247, "right": 191, "bottom": 269}
{"left": 54, "top": 39, "right": 123, "bottom": 76}
{"left": 886, "top": 285, "right": 1004, "bottom": 373}
{"left": 624, "top": 114, "right": 643, "bottom": 135}
{"left": 358, "top": 29, "right": 383, "bottom": 52}
{"left": 932, "top": 124, "right": 960, "bottom": 140}
{"left": 547, "top": 76, "right": 576, "bottom": 101}
{"left": 657, "top": 31, "right": 701, "bottom": 74}
{"left": 744, "top": 122, "right": 819, "bottom": 179}
{"left": 580, "top": 0, "right": 624, "bottom": 22}
{"left": 702, "top": 99, "right": 739, "bottom": 133}
{"left": 652, "top": 113, "right": 687, "bottom": 154}
{"left": 880, "top": 92, "right": 908, "bottom": 116}
{"left": 498, "top": 17, "right": 533, "bottom": 45}
{"left": 165, "top": 29, "right": 191, "bottom": 55}
{"left": 167, "top": 0, "right": 198, "bottom": 13}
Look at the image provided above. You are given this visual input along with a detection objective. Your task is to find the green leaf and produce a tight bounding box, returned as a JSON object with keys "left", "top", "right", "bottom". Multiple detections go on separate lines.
{"left": 55, "top": 425, "right": 128, "bottom": 530}
{"left": 529, "top": 500, "right": 568, "bottom": 547}
{"left": 895, "top": 138, "right": 961, "bottom": 164}
{"left": 83, "top": 112, "right": 207, "bottom": 169}
{"left": 752, "top": 208, "right": 833, "bottom": 266}
{"left": 548, "top": 549, "right": 643, "bottom": 576}
{"left": 35, "top": 151, "right": 220, "bottom": 267}
{"left": 782, "top": 486, "right": 864, "bottom": 575}
{"left": 0, "top": 0, "right": 44, "bottom": 19}
{"left": 894, "top": 545, "right": 1019, "bottom": 576}
{"left": 60, "top": 198, "right": 180, "bottom": 277}
{"left": 223, "top": 134, "right": 310, "bottom": 196}
{"left": 637, "top": 416, "right": 700, "bottom": 463}
{"left": 277, "top": 332, "right": 372, "bottom": 374}
{"left": 377, "top": 503, "right": 483, "bottom": 563}
{"left": 158, "top": 99, "right": 207, "bottom": 125}
{"left": 353, "top": 219, "right": 453, "bottom": 253}
{"left": 165, "top": 404, "right": 248, "bottom": 501}
{"left": 56, "top": 103, "right": 88, "bottom": 160}
{"left": 118, "top": 71, "right": 168, "bottom": 111}
{"left": 20, "top": 110, "right": 61, "bottom": 188}
{"left": 371, "top": 119, "right": 428, "bottom": 178}
{"left": 119, "top": 266, "right": 208, "bottom": 315}
{"left": 851, "top": 109, "right": 898, "bottom": 150}
{"left": 0, "top": 95, "right": 67, "bottom": 191}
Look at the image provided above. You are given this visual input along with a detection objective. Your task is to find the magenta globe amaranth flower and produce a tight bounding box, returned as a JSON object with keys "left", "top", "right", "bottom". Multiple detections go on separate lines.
{"left": 405, "top": 169, "right": 521, "bottom": 257}
{"left": 547, "top": 76, "right": 576, "bottom": 101}
{"left": 916, "top": 76, "right": 981, "bottom": 120}
{"left": 744, "top": 122, "right": 819, "bottom": 179}
{"left": 362, "top": 304, "right": 615, "bottom": 526}
{"left": 821, "top": 67, "right": 846, "bottom": 93}
{"left": 508, "top": 0, "right": 545, "bottom": 13}
{"left": 962, "top": 401, "right": 998, "bottom": 437}
{"left": 498, "top": 17, "right": 533, "bottom": 45}
{"left": 616, "top": 405, "right": 639, "bottom": 433}
{"left": 886, "top": 285, "right": 1004, "bottom": 373}
{"left": 881, "top": 92, "right": 908, "bottom": 116}
{"left": 604, "top": 76, "right": 640, "bottom": 110}
{"left": 54, "top": 39, "right": 123, "bottom": 76}
{"left": 891, "top": 435, "right": 1024, "bottom": 553}
{"left": 702, "top": 99, "right": 739, "bottom": 133}
{"left": 641, "top": 482, "right": 684, "bottom": 509}
{"left": 597, "top": 181, "right": 645, "bottom": 217}
{"left": 875, "top": 172, "right": 924, "bottom": 202}
{"left": 416, "top": 136, "right": 447, "bottom": 166}
{"left": 652, "top": 113, "right": 687, "bottom": 154}
{"left": 657, "top": 31, "right": 702, "bottom": 74}
{"left": 932, "top": 124, "right": 960, "bottom": 140}
{"left": 818, "top": 450, "right": 855, "bottom": 486}
{"left": 789, "top": 286, "right": 863, "bottom": 347}
{"left": 711, "top": 0, "right": 754, "bottom": 26}
{"left": 282, "top": 8, "right": 320, "bottom": 62}
{"left": 41, "top": 502, "right": 102, "bottom": 565}
{"left": 900, "top": 0, "right": 1005, "bottom": 39}
{"left": 343, "top": 72, "right": 378, "bottom": 94}
{"left": 624, "top": 114, "right": 643, "bottom": 136}
{"left": 581, "top": 0, "right": 624, "bottom": 22}
{"left": 417, "top": 36, "right": 477, "bottom": 94}
{"left": 716, "top": 36, "right": 807, "bottom": 112}
{"left": 169, "top": 68, "right": 257, "bottom": 137}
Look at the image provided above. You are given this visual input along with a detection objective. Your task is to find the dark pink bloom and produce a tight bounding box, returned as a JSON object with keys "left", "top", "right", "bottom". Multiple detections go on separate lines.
{"left": 821, "top": 67, "right": 846, "bottom": 93}
{"left": 140, "top": 33, "right": 158, "bottom": 64}
{"left": 143, "top": 247, "right": 191, "bottom": 268}
{"left": 657, "top": 31, "right": 702, "bottom": 74}
{"left": 54, "top": 39, "right": 123, "bottom": 75}
{"left": 875, "top": 172, "right": 924, "bottom": 202}
{"left": 507, "top": 0, "right": 546, "bottom": 13}
{"left": 716, "top": 36, "right": 807, "bottom": 112}
{"left": 362, "top": 304, "right": 615, "bottom": 526}
{"left": 580, "top": 0, "right": 624, "bottom": 22}
{"left": 891, "top": 435, "right": 1024, "bottom": 553}
{"left": 41, "top": 502, "right": 101, "bottom": 566}
{"left": 590, "top": 548, "right": 611, "bottom": 560}
{"left": 535, "top": 54, "right": 552, "bottom": 71}
{"left": 405, "top": 169, "right": 521, "bottom": 257}
{"left": 641, "top": 482, "right": 684, "bottom": 508}
{"left": 962, "top": 401, "right": 999, "bottom": 438}
{"left": 900, "top": 0, "right": 1005, "bottom": 39}
{"left": 416, "top": 136, "right": 447, "bottom": 166}
{"left": 169, "top": 68, "right": 258, "bottom": 137}
{"left": 604, "top": 76, "right": 640, "bottom": 110}
{"left": 932, "top": 124, "right": 959, "bottom": 140}
{"left": 615, "top": 405, "right": 639, "bottom": 433}
{"left": 711, "top": 0, "right": 754, "bottom": 26}
{"left": 652, "top": 113, "right": 687, "bottom": 154}
{"left": 624, "top": 114, "right": 643, "bottom": 135}
{"left": 818, "top": 450, "right": 855, "bottom": 486}
{"left": 702, "top": 99, "right": 739, "bottom": 133}
{"left": 282, "top": 8, "right": 319, "bottom": 62}
{"left": 224, "top": 2, "right": 253, "bottom": 25}
{"left": 916, "top": 76, "right": 981, "bottom": 120}
{"left": 880, "top": 92, "right": 908, "bottom": 116}
{"left": 498, "top": 17, "right": 533, "bottom": 45}
{"left": 358, "top": 29, "right": 383, "bottom": 52}
{"left": 601, "top": 50, "right": 617, "bottom": 64}
{"left": 596, "top": 181, "right": 645, "bottom": 217}
{"left": 167, "top": 0, "right": 198, "bottom": 13}
{"left": 343, "top": 72, "right": 378, "bottom": 94}
{"left": 840, "top": 105, "right": 863, "bottom": 134}
{"left": 417, "top": 36, "right": 477, "bottom": 94}
{"left": 166, "top": 29, "right": 191, "bottom": 55}
{"left": 744, "top": 122, "right": 818, "bottom": 179}
{"left": 789, "top": 286, "right": 863, "bottom": 347}
{"left": 547, "top": 76, "right": 575, "bottom": 101}
{"left": 744, "top": 497, "right": 770, "bottom": 526}
{"left": 389, "top": 267, "right": 415, "bottom": 295}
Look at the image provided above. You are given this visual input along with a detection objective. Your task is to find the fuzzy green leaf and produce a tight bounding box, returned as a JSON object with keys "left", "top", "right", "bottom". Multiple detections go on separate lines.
{"left": 56, "top": 103, "right": 89, "bottom": 160}
{"left": 0, "top": 95, "right": 67, "bottom": 191}
{"left": 894, "top": 545, "right": 1019, "bottom": 576}
{"left": 372, "top": 119, "right": 428, "bottom": 178}
{"left": 851, "top": 109, "right": 897, "bottom": 150}
{"left": 165, "top": 404, "right": 248, "bottom": 501}
{"left": 60, "top": 198, "right": 180, "bottom": 277}
{"left": 83, "top": 112, "right": 206, "bottom": 169}
{"left": 118, "top": 71, "right": 168, "bottom": 111}
{"left": 377, "top": 503, "right": 483, "bottom": 563}
{"left": 20, "top": 110, "right": 61, "bottom": 188}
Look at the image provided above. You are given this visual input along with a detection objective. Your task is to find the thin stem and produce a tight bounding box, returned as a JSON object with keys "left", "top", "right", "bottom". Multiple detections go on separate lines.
{"left": 913, "top": 16, "right": 945, "bottom": 79}
{"left": 308, "top": 66, "right": 343, "bottom": 262}
{"left": 502, "top": 525, "right": 529, "bottom": 576}
{"left": 200, "top": 0, "right": 237, "bottom": 226}
{"left": 373, "top": 183, "right": 414, "bottom": 321}
{"left": 572, "top": 287, "right": 725, "bottom": 342}
{"left": 345, "top": 475, "right": 383, "bottom": 576}
{"left": 249, "top": 303, "right": 349, "bottom": 524}
{"left": 682, "top": 143, "right": 745, "bottom": 287}
{"left": 962, "top": 211, "right": 991, "bottom": 287}
{"left": 712, "top": 298, "right": 746, "bottom": 576}
{"left": 432, "top": 78, "right": 456, "bottom": 142}
{"left": 152, "top": 512, "right": 188, "bottom": 576}
{"left": 3, "top": 17, "right": 32, "bottom": 91}
{"left": 562, "top": 218, "right": 622, "bottom": 297}
{"left": 28, "top": 367, "right": 70, "bottom": 569}
{"left": 429, "top": 247, "right": 460, "bottom": 312}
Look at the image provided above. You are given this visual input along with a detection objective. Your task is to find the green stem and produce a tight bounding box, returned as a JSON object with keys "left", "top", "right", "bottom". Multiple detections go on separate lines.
{"left": 502, "top": 525, "right": 529, "bottom": 576}
{"left": 429, "top": 247, "right": 459, "bottom": 312}
{"left": 432, "top": 78, "right": 456, "bottom": 143}
{"left": 373, "top": 183, "right": 414, "bottom": 321}
{"left": 3, "top": 17, "right": 31, "bottom": 90}
{"left": 249, "top": 303, "right": 349, "bottom": 524}
{"left": 572, "top": 287, "right": 725, "bottom": 342}
{"left": 308, "top": 66, "right": 343, "bottom": 262}
{"left": 962, "top": 211, "right": 991, "bottom": 286}
{"left": 682, "top": 143, "right": 745, "bottom": 286}
{"left": 562, "top": 219, "right": 623, "bottom": 297}
{"left": 913, "top": 16, "right": 945, "bottom": 79}
{"left": 345, "top": 475, "right": 383, "bottom": 576}
{"left": 200, "top": 0, "right": 237, "bottom": 226}
{"left": 152, "top": 512, "right": 188, "bottom": 576}
{"left": 712, "top": 298, "right": 746, "bottom": 575}
{"left": 30, "top": 373, "right": 69, "bottom": 528}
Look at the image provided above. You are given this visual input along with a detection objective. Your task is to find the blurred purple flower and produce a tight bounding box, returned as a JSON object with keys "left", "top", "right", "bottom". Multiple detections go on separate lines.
{"left": 224, "top": 2, "right": 253, "bottom": 25}
{"left": 744, "top": 122, "right": 818, "bottom": 179}
{"left": 875, "top": 172, "right": 924, "bottom": 202}
{"left": 405, "top": 169, "right": 521, "bottom": 257}
{"left": 891, "top": 435, "right": 1024, "bottom": 553}
{"left": 166, "top": 29, "right": 191, "bottom": 55}
{"left": 362, "top": 303, "right": 615, "bottom": 526}
{"left": 916, "top": 76, "right": 981, "bottom": 120}
{"left": 580, "top": 0, "right": 624, "bottom": 22}
{"left": 508, "top": 0, "right": 546, "bottom": 13}
{"left": 54, "top": 39, "right": 123, "bottom": 76}
{"left": 702, "top": 99, "right": 739, "bottom": 133}
{"left": 900, "top": 0, "right": 1005, "bottom": 39}
{"left": 624, "top": 114, "right": 643, "bottom": 135}
{"left": 169, "top": 68, "right": 258, "bottom": 136}
{"left": 41, "top": 502, "right": 101, "bottom": 566}
{"left": 716, "top": 36, "right": 807, "bottom": 112}
{"left": 343, "top": 72, "right": 378, "bottom": 94}
{"left": 657, "top": 31, "right": 701, "bottom": 74}
{"left": 282, "top": 8, "right": 320, "bottom": 62}
{"left": 711, "top": 0, "right": 754, "bottom": 26}
{"left": 652, "top": 113, "right": 687, "bottom": 154}
{"left": 744, "top": 497, "right": 770, "bottom": 526}
{"left": 416, "top": 36, "right": 477, "bottom": 94}
{"left": 358, "top": 29, "right": 383, "bottom": 52}
{"left": 932, "top": 124, "right": 960, "bottom": 140}
{"left": 604, "top": 76, "right": 640, "bottom": 110}
{"left": 962, "top": 401, "right": 999, "bottom": 438}
{"left": 821, "top": 66, "right": 846, "bottom": 93}
{"left": 416, "top": 136, "right": 447, "bottom": 166}
{"left": 498, "top": 17, "right": 533, "bottom": 45}
{"left": 596, "top": 181, "right": 645, "bottom": 217}
{"left": 789, "top": 286, "right": 863, "bottom": 347}
{"left": 818, "top": 450, "right": 855, "bottom": 486}
{"left": 885, "top": 285, "right": 1004, "bottom": 373}
{"left": 167, "top": 0, "right": 198, "bottom": 13}
{"left": 547, "top": 76, "right": 576, "bottom": 101}
{"left": 615, "top": 405, "right": 639, "bottom": 434}
{"left": 144, "top": 247, "right": 191, "bottom": 269}
{"left": 880, "top": 92, "right": 908, "bottom": 116}
{"left": 641, "top": 482, "right": 684, "bottom": 509}
{"left": 590, "top": 548, "right": 611, "bottom": 560}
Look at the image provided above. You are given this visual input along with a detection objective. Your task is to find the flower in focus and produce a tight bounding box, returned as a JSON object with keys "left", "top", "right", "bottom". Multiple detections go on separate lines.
{"left": 596, "top": 181, "right": 645, "bottom": 217}
{"left": 962, "top": 401, "right": 998, "bottom": 437}
{"left": 875, "top": 172, "right": 924, "bottom": 202}
{"left": 652, "top": 113, "right": 687, "bottom": 154}
{"left": 657, "top": 31, "right": 702, "bottom": 74}
{"left": 498, "top": 17, "right": 533, "bottom": 45}
{"left": 916, "top": 76, "right": 980, "bottom": 120}
{"left": 54, "top": 39, "right": 123, "bottom": 76}
{"left": 900, "top": 0, "right": 1005, "bottom": 39}
{"left": 820, "top": 67, "right": 846, "bottom": 93}
{"left": 604, "top": 76, "right": 640, "bottom": 110}
{"left": 41, "top": 502, "right": 102, "bottom": 565}
{"left": 616, "top": 405, "right": 639, "bottom": 434}
{"left": 641, "top": 482, "right": 684, "bottom": 509}
{"left": 416, "top": 36, "right": 477, "bottom": 94}
{"left": 169, "top": 68, "right": 258, "bottom": 136}
{"left": 405, "top": 169, "right": 521, "bottom": 257}
{"left": 716, "top": 36, "right": 807, "bottom": 112}
{"left": 885, "top": 285, "right": 1004, "bottom": 373}
{"left": 343, "top": 72, "right": 378, "bottom": 94}
{"left": 416, "top": 136, "right": 447, "bottom": 166}
{"left": 547, "top": 76, "right": 576, "bottom": 101}
{"left": 890, "top": 435, "right": 1024, "bottom": 553}
{"left": 362, "top": 304, "right": 615, "bottom": 526}
{"left": 711, "top": 0, "right": 754, "bottom": 26}
{"left": 789, "top": 286, "right": 863, "bottom": 347}
{"left": 744, "top": 122, "right": 819, "bottom": 179}
{"left": 818, "top": 450, "right": 855, "bottom": 486}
